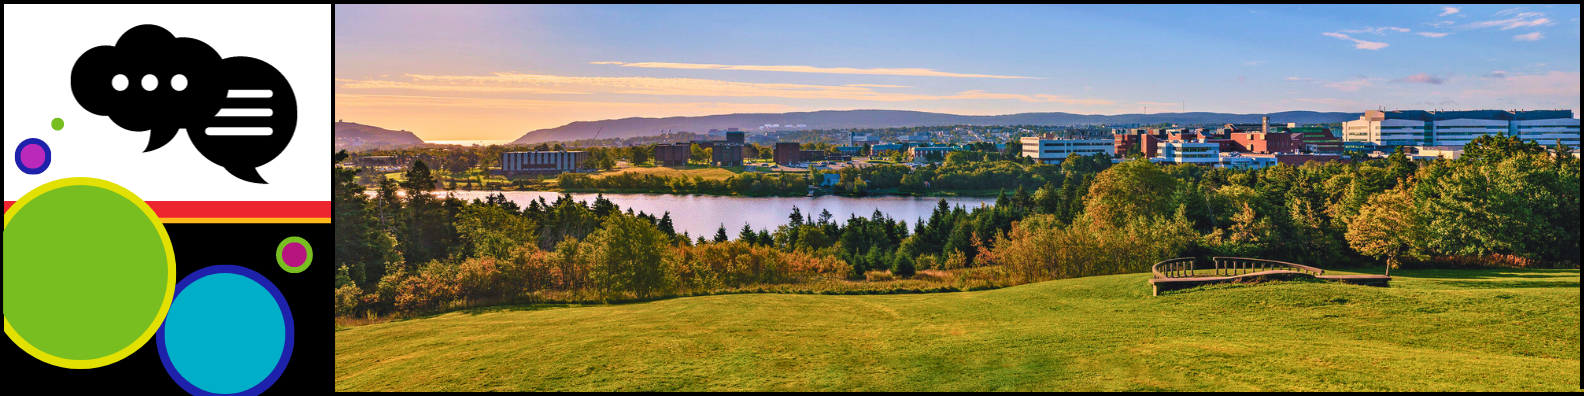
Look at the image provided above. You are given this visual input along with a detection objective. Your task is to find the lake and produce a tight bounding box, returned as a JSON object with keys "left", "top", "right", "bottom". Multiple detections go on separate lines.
{"left": 366, "top": 190, "right": 997, "bottom": 240}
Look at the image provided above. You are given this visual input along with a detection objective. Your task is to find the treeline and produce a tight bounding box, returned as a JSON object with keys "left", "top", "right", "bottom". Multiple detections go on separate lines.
{"left": 334, "top": 134, "right": 1579, "bottom": 318}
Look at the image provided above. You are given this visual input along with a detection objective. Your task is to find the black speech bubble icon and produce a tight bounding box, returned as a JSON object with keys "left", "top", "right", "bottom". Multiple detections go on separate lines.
{"left": 70, "top": 24, "right": 296, "bottom": 184}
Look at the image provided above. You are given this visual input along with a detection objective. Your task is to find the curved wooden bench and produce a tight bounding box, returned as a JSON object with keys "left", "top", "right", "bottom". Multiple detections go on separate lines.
{"left": 1148, "top": 257, "right": 1389, "bottom": 296}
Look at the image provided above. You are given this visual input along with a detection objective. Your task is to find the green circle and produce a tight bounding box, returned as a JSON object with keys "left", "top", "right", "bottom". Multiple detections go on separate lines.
{"left": 4, "top": 181, "right": 173, "bottom": 365}
{"left": 276, "top": 236, "right": 312, "bottom": 273}
{"left": 51, "top": 118, "right": 64, "bottom": 131}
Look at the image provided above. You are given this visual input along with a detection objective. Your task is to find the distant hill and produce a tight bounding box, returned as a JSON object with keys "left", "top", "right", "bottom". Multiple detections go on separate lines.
{"left": 509, "top": 109, "right": 1361, "bottom": 144}
{"left": 334, "top": 121, "right": 425, "bottom": 150}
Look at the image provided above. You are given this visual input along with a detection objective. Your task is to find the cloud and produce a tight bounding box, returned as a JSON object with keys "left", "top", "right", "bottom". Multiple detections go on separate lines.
{"left": 844, "top": 84, "right": 911, "bottom": 88}
{"left": 1135, "top": 101, "right": 1179, "bottom": 107}
{"left": 1513, "top": 32, "right": 1545, "bottom": 41}
{"left": 1340, "top": 26, "right": 1411, "bottom": 34}
{"left": 1294, "top": 98, "right": 1359, "bottom": 106}
{"left": 1482, "top": 71, "right": 1509, "bottom": 79}
{"left": 1440, "top": 6, "right": 1460, "bottom": 16}
{"left": 1465, "top": 12, "right": 1553, "bottom": 30}
{"left": 1322, "top": 78, "right": 1378, "bottom": 92}
{"left": 339, "top": 72, "right": 1109, "bottom": 104}
{"left": 1415, "top": 32, "right": 1451, "bottom": 38}
{"left": 1428, "top": 21, "right": 1454, "bottom": 28}
{"left": 1285, "top": 76, "right": 1314, "bottom": 82}
{"left": 592, "top": 61, "right": 1039, "bottom": 79}
{"left": 1396, "top": 73, "right": 1446, "bottom": 84}
{"left": 588, "top": 61, "right": 626, "bottom": 65}
{"left": 1322, "top": 32, "right": 1389, "bottom": 50}
{"left": 1243, "top": 60, "right": 1267, "bottom": 66}
{"left": 1459, "top": 71, "right": 1580, "bottom": 97}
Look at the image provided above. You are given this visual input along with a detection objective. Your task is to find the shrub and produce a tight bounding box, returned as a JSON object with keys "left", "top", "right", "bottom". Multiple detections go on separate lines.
{"left": 865, "top": 270, "right": 894, "bottom": 282}
{"left": 892, "top": 254, "right": 916, "bottom": 277}
{"left": 335, "top": 284, "right": 362, "bottom": 317}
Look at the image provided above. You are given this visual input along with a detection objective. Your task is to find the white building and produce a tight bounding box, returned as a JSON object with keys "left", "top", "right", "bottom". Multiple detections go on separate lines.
{"left": 1342, "top": 110, "right": 1580, "bottom": 148}
{"left": 1153, "top": 140, "right": 1220, "bottom": 165}
{"left": 1019, "top": 136, "right": 1114, "bottom": 164}
{"left": 1414, "top": 146, "right": 1463, "bottom": 160}
{"left": 1216, "top": 152, "right": 1277, "bottom": 169}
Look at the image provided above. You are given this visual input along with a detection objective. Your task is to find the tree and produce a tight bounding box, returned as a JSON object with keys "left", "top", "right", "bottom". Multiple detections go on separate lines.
{"left": 1083, "top": 158, "right": 1178, "bottom": 229}
{"left": 788, "top": 206, "right": 804, "bottom": 227}
{"left": 535, "top": 143, "right": 551, "bottom": 151}
{"left": 629, "top": 145, "right": 651, "bottom": 166}
{"left": 657, "top": 211, "right": 676, "bottom": 236}
{"left": 713, "top": 224, "right": 729, "bottom": 243}
{"left": 584, "top": 213, "right": 672, "bottom": 300}
{"left": 738, "top": 223, "right": 758, "bottom": 245}
{"left": 892, "top": 252, "right": 916, "bottom": 277}
{"left": 1346, "top": 187, "right": 1422, "bottom": 276}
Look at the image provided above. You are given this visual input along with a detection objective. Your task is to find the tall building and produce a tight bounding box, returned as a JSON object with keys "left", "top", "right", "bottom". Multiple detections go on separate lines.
{"left": 724, "top": 130, "right": 745, "bottom": 144}
{"left": 1020, "top": 136, "right": 1114, "bottom": 164}
{"left": 711, "top": 143, "right": 744, "bottom": 167}
{"left": 1342, "top": 109, "right": 1580, "bottom": 149}
{"left": 500, "top": 151, "right": 589, "bottom": 176}
{"left": 773, "top": 142, "right": 801, "bottom": 166}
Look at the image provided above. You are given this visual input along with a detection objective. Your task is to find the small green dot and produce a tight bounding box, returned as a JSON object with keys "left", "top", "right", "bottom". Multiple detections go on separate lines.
{"left": 51, "top": 118, "right": 64, "bottom": 131}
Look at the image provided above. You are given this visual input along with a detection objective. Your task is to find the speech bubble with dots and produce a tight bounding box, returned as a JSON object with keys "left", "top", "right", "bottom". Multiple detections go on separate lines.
{"left": 70, "top": 24, "right": 296, "bottom": 184}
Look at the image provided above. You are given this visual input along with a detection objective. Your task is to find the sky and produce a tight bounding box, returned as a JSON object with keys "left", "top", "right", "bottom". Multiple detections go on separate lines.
{"left": 334, "top": 4, "right": 1581, "bottom": 141}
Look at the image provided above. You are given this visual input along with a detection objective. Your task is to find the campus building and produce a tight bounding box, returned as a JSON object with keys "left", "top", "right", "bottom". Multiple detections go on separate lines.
{"left": 1341, "top": 109, "right": 1580, "bottom": 149}
{"left": 500, "top": 151, "right": 589, "bottom": 176}
{"left": 774, "top": 142, "right": 801, "bottom": 165}
{"left": 1154, "top": 140, "right": 1220, "bottom": 165}
{"left": 1020, "top": 136, "right": 1115, "bottom": 164}
{"left": 711, "top": 143, "right": 745, "bottom": 167}
{"left": 653, "top": 143, "right": 690, "bottom": 166}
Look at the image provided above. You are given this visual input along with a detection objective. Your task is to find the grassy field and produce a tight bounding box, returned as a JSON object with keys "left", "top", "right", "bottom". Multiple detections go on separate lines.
{"left": 588, "top": 165, "right": 745, "bottom": 181}
{"left": 335, "top": 268, "right": 1579, "bottom": 391}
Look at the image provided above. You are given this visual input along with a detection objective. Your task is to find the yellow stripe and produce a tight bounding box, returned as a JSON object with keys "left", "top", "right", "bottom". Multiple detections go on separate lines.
{"left": 160, "top": 218, "right": 331, "bottom": 224}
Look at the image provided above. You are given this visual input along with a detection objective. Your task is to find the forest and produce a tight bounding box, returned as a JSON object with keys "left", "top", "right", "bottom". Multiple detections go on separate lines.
{"left": 334, "top": 134, "right": 1579, "bottom": 318}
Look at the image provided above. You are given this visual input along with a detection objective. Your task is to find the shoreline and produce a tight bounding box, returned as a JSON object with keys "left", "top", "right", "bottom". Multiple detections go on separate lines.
{"left": 362, "top": 187, "right": 1005, "bottom": 198}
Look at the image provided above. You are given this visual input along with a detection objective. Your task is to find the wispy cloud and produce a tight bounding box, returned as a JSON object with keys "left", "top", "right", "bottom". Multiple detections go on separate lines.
{"left": 1464, "top": 12, "right": 1553, "bottom": 30}
{"left": 1415, "top": 32, "right": 1451, "bottom": 38}
{"left": 1428, "top": 21, "right": 1454, "bottom": 28}
{"left": 1294, "top": 98, "right": 1359, "bottom": 106}
{"left": 1322, "top": 78, "right": 1378, "bottom": 92}
{"left": 1396, "top": 73, "right": 1446, "bottom": 84}
{"left": 1284, "top": 77, "right": 1314, "bottom": 82}
{"left": 1243, "top": 60, "right": 1267, "bottom": 66}
{"left": 1322, "top": 32, "right": 1389, "bottom": 50}
{"left": 1439, "top": 6, "right": 1460, "bottom": 17}
{"left": 1135, "top": 101, "right": 1180, "bottom": 107}
{"left": 1482, "top": 71, "right": 1509, "bottom": 79}
{"left": 338, "top": 72, "right": 1108, "bottom": 104}
{"left": 1513, "top": 32, "right": 1545, "bottom": 41}
{"left": 589, "top": 61, "right": 1039, "bottom": 79}
{"left": 1458, "top": 71, "right": 1580, "bottom": 98}
{"left": 1341, "top": 26, "right": 1411, "bottom": 34}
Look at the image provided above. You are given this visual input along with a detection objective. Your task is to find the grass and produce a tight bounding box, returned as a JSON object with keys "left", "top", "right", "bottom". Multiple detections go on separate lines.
{"left": 588, "top": 164, "right": 744, "bottom": 181}
{"left": 335, "top": 268, "right": 1579, "bottom": 391}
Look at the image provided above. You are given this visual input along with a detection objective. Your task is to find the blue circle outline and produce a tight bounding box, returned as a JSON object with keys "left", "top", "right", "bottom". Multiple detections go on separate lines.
{"left": 16, "top": 138, "right": 52, "bottom": 175}
{"left": 156, "top": 265, "right": 293, "bottom": 396}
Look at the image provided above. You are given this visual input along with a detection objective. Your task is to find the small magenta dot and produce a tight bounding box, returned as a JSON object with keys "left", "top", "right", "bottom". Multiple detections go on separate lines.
{"left": 20, "top": 144, "right": 45, "bottom": 168}
{"left": 282, "top": 242, "right": 306, "bottom": 267}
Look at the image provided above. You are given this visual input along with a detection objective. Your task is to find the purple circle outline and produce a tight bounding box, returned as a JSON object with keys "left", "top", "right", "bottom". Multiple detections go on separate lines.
{"left": 16, "top": 138, "right": 52, "bottom": 175}
{"left": 156, "top": 265, "right": 294, "bottom": 396}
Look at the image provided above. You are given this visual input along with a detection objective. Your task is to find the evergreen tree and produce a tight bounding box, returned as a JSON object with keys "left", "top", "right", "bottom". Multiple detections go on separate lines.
{"left": 658, "top": 211, "right": 675, "bottom": 236}
{"left": 738, "top": 223, "right": 757, "bottom": 244}
{"left": 713, "top": 224, "right": 729, "bottom": 243}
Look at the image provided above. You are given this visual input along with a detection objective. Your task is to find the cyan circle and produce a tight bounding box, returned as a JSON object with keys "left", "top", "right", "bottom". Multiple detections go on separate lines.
{"left": 157, "top": 266, "right": 293, "bottom": 396}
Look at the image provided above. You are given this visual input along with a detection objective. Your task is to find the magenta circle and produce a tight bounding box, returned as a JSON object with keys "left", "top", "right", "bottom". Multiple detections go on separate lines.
{"left": 20, "top": 144, "right": 45, "bottom": 169}
{"left": 282, "top": 243, "right": 306, "bottom": 267}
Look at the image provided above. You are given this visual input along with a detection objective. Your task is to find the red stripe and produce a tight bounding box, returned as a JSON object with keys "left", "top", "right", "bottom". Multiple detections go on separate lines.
{"left": 4, "top": 201, "right": 328, "bottom": 218}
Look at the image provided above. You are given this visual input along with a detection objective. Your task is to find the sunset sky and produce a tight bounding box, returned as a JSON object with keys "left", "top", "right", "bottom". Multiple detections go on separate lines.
{"left": 334, "top": 4, "right": 1580, "bottom": 142}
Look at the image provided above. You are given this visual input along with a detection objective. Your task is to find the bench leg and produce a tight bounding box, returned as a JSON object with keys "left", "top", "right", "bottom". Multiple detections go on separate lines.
{"left": 1152, "top": 284, "right": 1159, "bottom": 296}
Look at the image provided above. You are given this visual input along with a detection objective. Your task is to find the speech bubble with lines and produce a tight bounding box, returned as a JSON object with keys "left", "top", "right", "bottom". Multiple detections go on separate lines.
{"left": 70, "top": 24, "right": 296, "bottom": 184}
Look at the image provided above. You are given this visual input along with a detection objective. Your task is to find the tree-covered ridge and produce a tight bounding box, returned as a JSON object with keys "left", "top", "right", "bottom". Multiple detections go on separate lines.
{"left": 334, "top": 134, "right": 1579, "bottom": 318}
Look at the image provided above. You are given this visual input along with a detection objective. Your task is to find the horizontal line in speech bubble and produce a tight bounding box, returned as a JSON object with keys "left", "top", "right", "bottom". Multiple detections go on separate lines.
{"left": 226, "top": 90, "right": 273, "bottom": 98}
{"left": 215, "top": 108, "right": 273, "bottom": 117}
{"left": 207, "top": 127, "right": 272, "bottom": 136}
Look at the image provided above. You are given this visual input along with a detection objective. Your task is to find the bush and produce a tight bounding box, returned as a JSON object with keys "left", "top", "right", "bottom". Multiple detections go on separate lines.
{"left": 335, "top": 284, "right": 362, "bottom": 317}
{"left": 865, "top": 270, "right": 894, "bottom": 282}
{"left": 892, "top": 254, "right": 916, "bottom": 277}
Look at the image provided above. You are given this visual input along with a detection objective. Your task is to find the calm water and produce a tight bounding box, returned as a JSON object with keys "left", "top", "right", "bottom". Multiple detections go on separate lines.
{"left": 366, "top": 191, "right": 996, "bottom": 240}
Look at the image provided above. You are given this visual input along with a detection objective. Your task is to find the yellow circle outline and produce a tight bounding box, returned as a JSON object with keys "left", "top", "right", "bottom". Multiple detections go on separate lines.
{"left": 3, "top": 177, "right": 176, "bottom": 369}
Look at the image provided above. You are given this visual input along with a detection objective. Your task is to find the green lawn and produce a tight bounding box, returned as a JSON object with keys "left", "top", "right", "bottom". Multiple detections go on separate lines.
{"left": 335, "top": 269, "right": 1580, "bottom": 391}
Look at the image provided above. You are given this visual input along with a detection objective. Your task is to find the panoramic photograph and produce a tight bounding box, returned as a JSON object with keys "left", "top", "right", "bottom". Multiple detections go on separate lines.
{"left": 332, "top": 4, "right": 1581, "bottom": 391}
